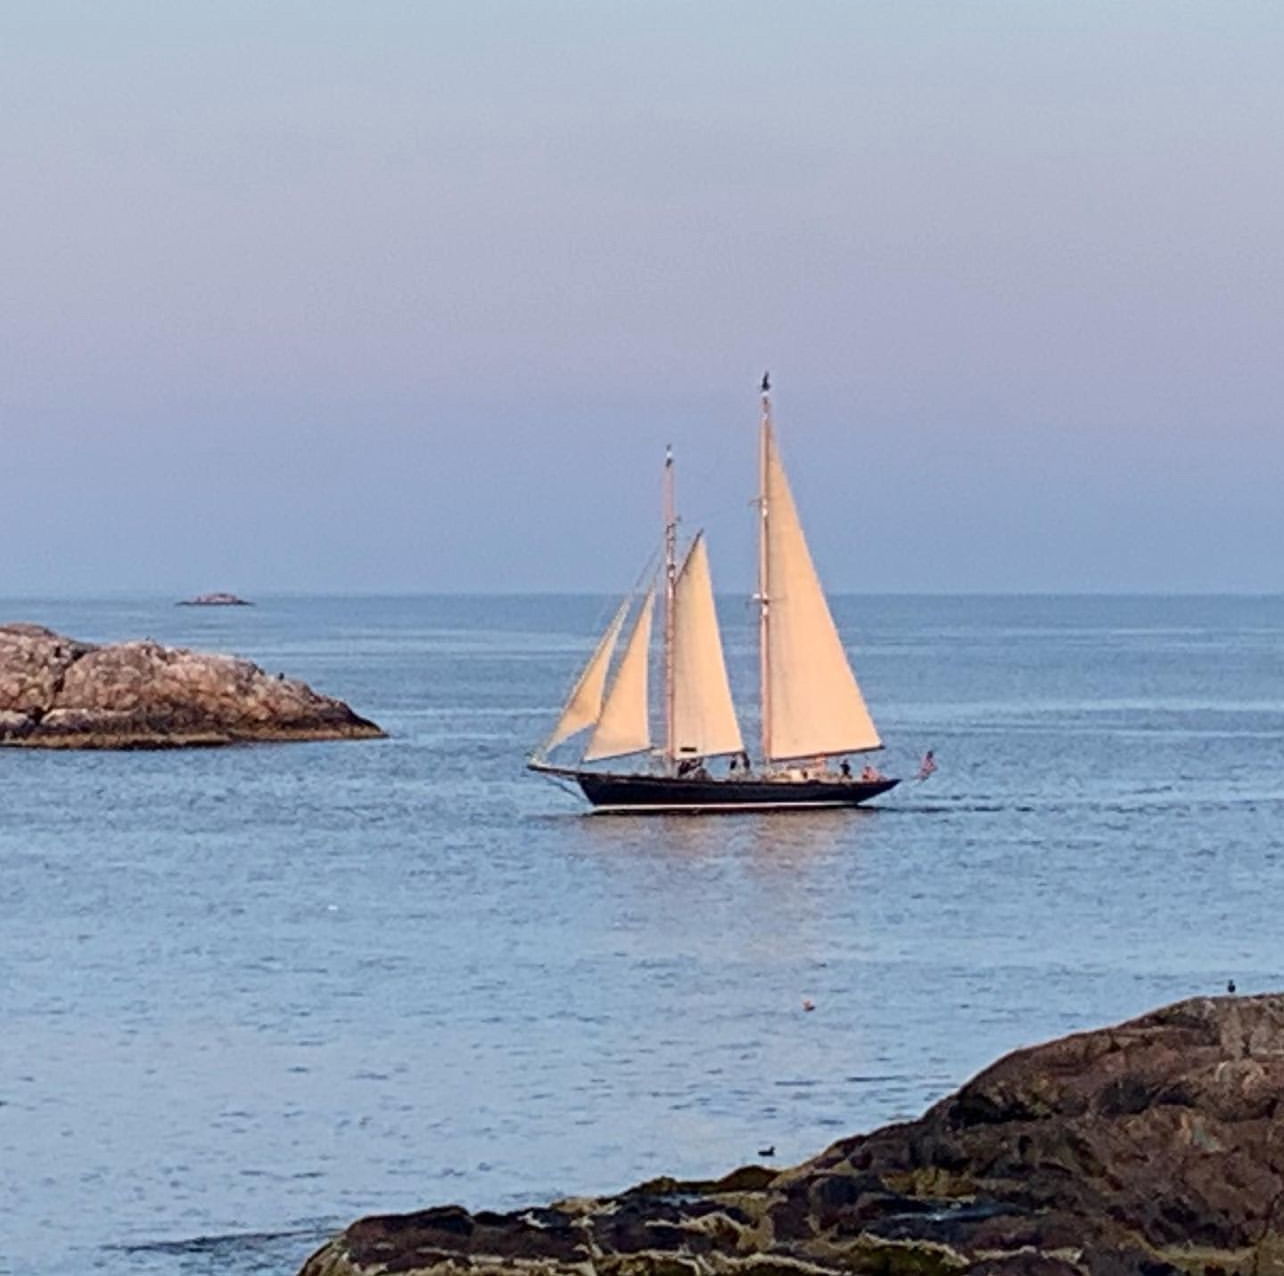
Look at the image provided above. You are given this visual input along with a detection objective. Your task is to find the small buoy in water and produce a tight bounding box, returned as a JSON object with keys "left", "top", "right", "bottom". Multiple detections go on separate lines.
{"left": 758, "top": 1145, "right": 775, "bottom": 1158}
{"left": 1227, "top": 979, "right": 1237, "bottom": 994}
{"left": 802, "top": 998, "right": 815, "bottom": 1012}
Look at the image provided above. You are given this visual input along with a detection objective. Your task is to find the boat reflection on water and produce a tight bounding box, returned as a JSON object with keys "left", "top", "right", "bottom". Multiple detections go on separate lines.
{"left": 575, "top": 800, "right": 873, "bottom": 870}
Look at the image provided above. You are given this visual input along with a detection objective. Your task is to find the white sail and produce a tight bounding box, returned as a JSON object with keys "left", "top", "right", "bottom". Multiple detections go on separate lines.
{"left": 584, "top": 590, "right": 654, "bottom": 761}
{"left": 542, "top": 596, "right": 630, "bottom": 752}
{"left": 671, "top": 533, "right": 744, "bottom": 758}
{"left": 762, "top": 422, "right": 881, "bottom": 759}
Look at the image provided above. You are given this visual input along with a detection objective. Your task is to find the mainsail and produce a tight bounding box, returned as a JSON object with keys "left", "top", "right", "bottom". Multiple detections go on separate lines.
{"left": 761, "top": 420, "right": 882, "bottom": 760}
{"left": 584, "top": 590, "right": 655, "bottom": 761}
{"left": 542, "top": 595, "right": 630, "bottom": 753}
{"left": 671, "top": 533, "right": 744, "bottom": 758}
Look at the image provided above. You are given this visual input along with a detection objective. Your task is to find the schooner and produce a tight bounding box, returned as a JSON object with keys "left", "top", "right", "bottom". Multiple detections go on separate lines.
{"left": 528, "top": 376, "right": 899, "bottom": 812}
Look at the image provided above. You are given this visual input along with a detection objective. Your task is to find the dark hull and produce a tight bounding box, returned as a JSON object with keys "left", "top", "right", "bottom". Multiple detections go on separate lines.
{"left": 565, "top": 769, "right": 900, "bottom": 813}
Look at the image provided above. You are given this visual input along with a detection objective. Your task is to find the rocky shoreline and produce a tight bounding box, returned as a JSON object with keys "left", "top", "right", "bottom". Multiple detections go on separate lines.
{"left": 300, "top": 994, "right": 1284, "bottom": 1276}
{"left": 0, "top": 623, "right": 383, "bottom": 747}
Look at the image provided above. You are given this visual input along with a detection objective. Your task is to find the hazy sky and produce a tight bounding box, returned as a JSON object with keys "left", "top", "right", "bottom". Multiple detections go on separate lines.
{"left": 3, "top": 1, "right": 1282, "bottom": 594}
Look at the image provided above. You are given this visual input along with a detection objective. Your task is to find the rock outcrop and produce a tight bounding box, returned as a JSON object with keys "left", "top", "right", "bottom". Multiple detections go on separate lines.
{"left": 0, "top": 623, "right": 383, "bottom": 747}
{"left": 177, "top": 592, "right": 253, "bottom": 606}
{"left": 300, "top": 995, "right": 1284, "bottom": 1276}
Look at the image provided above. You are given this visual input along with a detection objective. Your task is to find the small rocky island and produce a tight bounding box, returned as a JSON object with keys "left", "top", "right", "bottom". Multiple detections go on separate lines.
{"left": 301, "top": 994, "right": 1284, "bottom": 1276}
{"left": 0, "top": 623, "right": 383, "bottom": 747}
{"left": 177, "top": 591, "right": 253, "bottom": 606}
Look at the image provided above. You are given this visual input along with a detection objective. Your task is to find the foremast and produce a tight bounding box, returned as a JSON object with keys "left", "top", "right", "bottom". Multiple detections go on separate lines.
{"left": 662, "top": 447, "right": 744, "bottom": 767}
{"left": 757, "top": 372, "right": 772, "bottom": 764}
{"left": 663, "top": 444, "right": 677, "bottom": 773}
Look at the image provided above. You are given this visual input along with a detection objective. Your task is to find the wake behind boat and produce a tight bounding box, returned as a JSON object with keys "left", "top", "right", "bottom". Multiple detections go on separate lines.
{"left": 528, "top": 375, "right": 899, "bottom": 813}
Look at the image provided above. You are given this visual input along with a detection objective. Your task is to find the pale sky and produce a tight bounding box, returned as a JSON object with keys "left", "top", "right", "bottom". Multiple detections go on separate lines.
{"left": 3, "top": 1, "right": 1282, "bottom": 594}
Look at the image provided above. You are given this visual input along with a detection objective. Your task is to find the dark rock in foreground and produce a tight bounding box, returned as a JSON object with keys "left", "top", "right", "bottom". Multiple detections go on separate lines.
{"left": 177, "top": 592, "right": 253, "bottom": 606}
{"left": 301, "top": 995, "right": 1284, "bottom": 1276}
{"left": 0, "top": 623, "right": 383, "bottom": 747}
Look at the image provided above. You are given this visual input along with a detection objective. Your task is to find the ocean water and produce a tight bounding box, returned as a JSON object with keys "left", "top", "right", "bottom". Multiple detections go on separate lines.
{"left": 3, "top": 593, "right": 1284, "bottom": 1276}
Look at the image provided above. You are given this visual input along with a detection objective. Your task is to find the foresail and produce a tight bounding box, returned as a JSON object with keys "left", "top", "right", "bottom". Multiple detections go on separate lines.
{"left": 584, "top": 590, "right": 654, "bottom": 761}
{"left": 763, "top": 424, "right": 881, "bottom": 759}
{"left": 671, "top": 533, "right": 744, "bottom": 758}
{"left": 542, "top": 596, "right": 630, "bottom": 753}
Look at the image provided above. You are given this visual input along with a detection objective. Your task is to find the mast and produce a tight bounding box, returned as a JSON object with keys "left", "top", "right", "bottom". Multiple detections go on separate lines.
{"left": 663, "top": 444, "right": 677, "bottom": 769}
{"left": 758, "top": 377, "right": 884, "bottom": 760}
{"left": 757, "top": 372, "right": 772, "bottom": 763}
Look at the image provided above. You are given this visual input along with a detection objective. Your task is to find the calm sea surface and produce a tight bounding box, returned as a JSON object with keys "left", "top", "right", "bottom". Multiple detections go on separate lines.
{"left": 3, "top": 594, "right": 1284, "bottom": 1276}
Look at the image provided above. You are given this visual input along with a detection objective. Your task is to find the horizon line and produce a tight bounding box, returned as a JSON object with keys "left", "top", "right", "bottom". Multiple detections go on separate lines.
{"left": 3, "top": 589, "right": 1284, "bottom": 602}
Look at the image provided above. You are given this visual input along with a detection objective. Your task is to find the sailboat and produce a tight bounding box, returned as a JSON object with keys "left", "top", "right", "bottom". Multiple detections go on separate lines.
{"left": 528, "top": 375, "right": 899, "bottom": 812}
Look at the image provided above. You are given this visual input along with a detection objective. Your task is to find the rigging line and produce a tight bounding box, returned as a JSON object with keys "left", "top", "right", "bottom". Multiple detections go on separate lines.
{"left": 626, "top": 544, "right": 662, "bottom": 597}
{"left": 548, "top": 774, "right": 584, "bottom": 801}
{"left": 567, "top": 545, "right": 661, "bottom": 649}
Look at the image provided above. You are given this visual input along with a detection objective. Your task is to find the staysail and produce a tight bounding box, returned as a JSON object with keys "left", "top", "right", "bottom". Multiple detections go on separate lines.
{"left": 761, "top": 421, "right": 881, "bottom": 759}
{"left": 584, "top": 590, "right": 655, "bottom": 761}
{"left": 542, "top": 595, "right": 630, "bottom": 752}
{"left": 671, "top": 533, "right": 744, "bottom": 758}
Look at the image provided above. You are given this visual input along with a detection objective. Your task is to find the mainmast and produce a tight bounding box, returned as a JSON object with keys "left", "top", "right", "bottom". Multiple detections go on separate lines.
{"left": 757, "top": 372, "right": 772, "bottom": 763}
{"left": 663, "top": 445, "right": 677, "bottom": 768}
